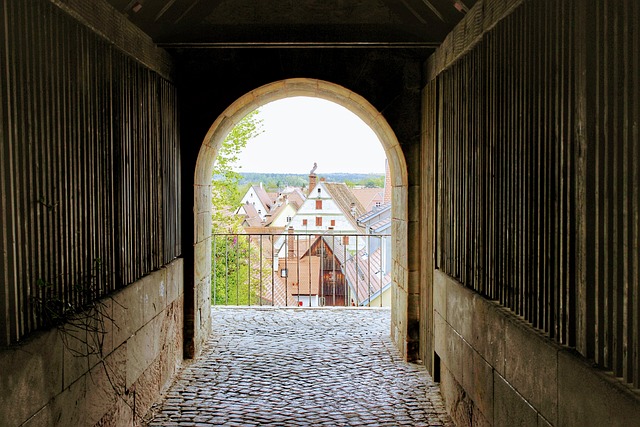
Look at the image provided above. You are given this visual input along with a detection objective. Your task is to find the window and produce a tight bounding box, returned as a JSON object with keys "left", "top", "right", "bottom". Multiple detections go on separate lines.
{"left": 315, "top": 217, "right": 322, "bottom": 226}
{"left": 343, "top": 236, "right": 349, "bottom": 245}
{"left": 302, "top": 219, "right": 308, "bottom": 226}
{"left": 316, "top": 200, "right": 323, "bottom": 210}
{"left": 286, "top": 216, "right": 292, "bottom": 222}
{"left": 280, "top": 268, "right": 288, "bottom": 278}
{"left": 375, "top": 201, "right": 382, "bottom": 208}
{"left": 330, "top": 219, "right": 335, "bottom": 227}
{"left": 317, "top": 188, "right": 321, "bottom": 194}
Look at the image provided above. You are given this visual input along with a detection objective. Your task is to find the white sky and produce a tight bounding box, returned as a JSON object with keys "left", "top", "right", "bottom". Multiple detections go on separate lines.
{"left": 233, "top": 97, "right": 387, "bottom": 174}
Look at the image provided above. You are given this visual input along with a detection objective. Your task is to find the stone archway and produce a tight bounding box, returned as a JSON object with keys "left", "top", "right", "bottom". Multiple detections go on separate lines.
{"left": 191, "top": 78, "right": 410, "bottom": 357}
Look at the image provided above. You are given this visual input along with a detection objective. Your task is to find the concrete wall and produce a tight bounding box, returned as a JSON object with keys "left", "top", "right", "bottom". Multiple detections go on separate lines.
{"left": 0, "top": 259, "right": 184, "bottom": 427}
{"left": 434, "top": 270, "right": 640, "bottom": 427}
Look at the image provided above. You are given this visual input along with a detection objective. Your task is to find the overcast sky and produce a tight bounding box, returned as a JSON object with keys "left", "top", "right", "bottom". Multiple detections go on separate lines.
{"left": 233, "top": 97, "right": 387, "bottom": 175}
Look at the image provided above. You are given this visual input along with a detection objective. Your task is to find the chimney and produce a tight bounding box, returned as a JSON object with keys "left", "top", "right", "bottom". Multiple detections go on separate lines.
{"left": 308, "top": 162, "right": 318, "bottom": 196}
{"left": 383, "top": 158, "right": 392, "bottom": 204}
{"left": 308, "top": 174, "right": 317, "bottom": 196}
{"left": 287, "top": 226, "right": 295, "bottom": 259}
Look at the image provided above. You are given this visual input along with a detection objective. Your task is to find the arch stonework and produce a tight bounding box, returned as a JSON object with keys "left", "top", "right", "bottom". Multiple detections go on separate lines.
{"left": 192, "top": 78, "right": 411, "bottom": 357}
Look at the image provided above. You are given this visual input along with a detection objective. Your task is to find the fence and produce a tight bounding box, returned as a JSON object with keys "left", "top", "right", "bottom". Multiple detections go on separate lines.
{"left": 211, "top": 232, "right": 391, "bottom": 308}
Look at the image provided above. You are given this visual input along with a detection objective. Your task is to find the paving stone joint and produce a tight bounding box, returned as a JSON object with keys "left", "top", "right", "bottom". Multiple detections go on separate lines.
{"left": 146, "top": 307, "right": 453, "bottom": 427}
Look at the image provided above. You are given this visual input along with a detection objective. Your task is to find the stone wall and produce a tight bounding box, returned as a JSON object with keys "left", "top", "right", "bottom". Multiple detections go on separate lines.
{"left": 0, "top": 259, "right": 184, "bottom": 427}
{"left": 433, "top": 270, "right": 640, "bottom": 426}
{"left": 422, "top": 0, "right": 640, "bottom": 424}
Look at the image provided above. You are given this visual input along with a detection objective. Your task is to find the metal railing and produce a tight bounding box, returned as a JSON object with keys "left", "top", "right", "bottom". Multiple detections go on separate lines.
{"left": 211, "top": 232, "right": 391, "bottom": 307}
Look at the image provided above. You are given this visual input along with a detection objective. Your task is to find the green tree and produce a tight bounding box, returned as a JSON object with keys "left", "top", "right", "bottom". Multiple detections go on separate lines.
{"left": 211, "top": 111, "right": 264, "bottom": 305}
{"left": 211, "top": 110, "right": 262, "bottom": 231}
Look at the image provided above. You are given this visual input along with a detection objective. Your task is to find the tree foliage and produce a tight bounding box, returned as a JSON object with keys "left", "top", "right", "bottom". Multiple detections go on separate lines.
{"left": 211, "top": 111, "right": 264, "bottom": 305}
{"left": 211, "top": 110, "right": 263, "bottom": 232}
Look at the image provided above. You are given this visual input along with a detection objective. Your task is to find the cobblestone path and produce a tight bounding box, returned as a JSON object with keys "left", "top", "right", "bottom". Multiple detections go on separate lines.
{"left": 146, "top": 307, "right": 453, "bottom": 427}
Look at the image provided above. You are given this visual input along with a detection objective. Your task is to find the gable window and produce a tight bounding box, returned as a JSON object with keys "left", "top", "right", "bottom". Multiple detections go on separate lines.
{"left": 316, "top": 200, "right": 323, "bottom": 210}
{"left": 286, "top": 216, "right": 292, "bottom": 222}
{"left": 330, "top": 219, "right": 335, "bottom": 227}
{"left": 302, "top": 219, "right": 308, "bottom": 226}
{"left": 315, "top": 217, "right": 322, "bottom": 226}
{"left": 317, "top": 188, "right": 321, "bottom": 195}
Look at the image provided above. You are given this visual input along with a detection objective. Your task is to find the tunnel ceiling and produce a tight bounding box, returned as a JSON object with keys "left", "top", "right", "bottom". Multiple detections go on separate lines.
{"left": 106, "top": 0, "right": 476, "bottom": 47}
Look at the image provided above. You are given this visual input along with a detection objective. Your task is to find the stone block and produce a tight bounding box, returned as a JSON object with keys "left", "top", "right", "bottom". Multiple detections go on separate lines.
{"left": 91, "top": 297, "right": 114, "bottom": 362}
{"left": 433, "top": 270, "right": 447, "bottom": 318}
{"left": 95, "top": 396, "right": 133, "bottom": 427}
{"left": 142, "top": 268, "right": 168, "bottom": 326}
{"left": 251, "top": 79, "right": 286, "bottom": 100}
{"left": 131, "top": 357, "right": 163, "bottom": 423}
{"left": 194, "top": 240, "right": 211, "bottom": 282}
{"left": 407, "top": 220, "right": 421, "bottom": 271}
{"left": 473, "top": 405, "right": 491, "bottom": 427}
{"left": 470, "top": 294, "right": 506, "bottom": 375}
{"left": 389, "top": 147, "right": 409, "bottom": 188}
{"left": 440, "top": 364, "right": 473, "bottom": 427}
{"left": 445, "top": 326, "right": 464, "bottom": 383}
{"left": 393, "top": 221, "right": 408, "bottom": 270}
{"left": 112, "top": 281, "right": 144, "bottom": 345}
{"left": 126, "top": 314, "right": 162, "bottom": 389}
{"left": 165, "top": 258, "right": 183, "bottom": 304}
{"left": 0, "top": 328, "right": 63, "bottom": 425}
{"left": 445, "top": 275, "right": 474, "bottom": 341}
{"left": 195, "top": 184, "right": 212, "bottom": 213}
{"left": 159, "top": 303, "right": 183, "bottom": 391}
{"left": 538, "top": 414, "right": 553, "bottom": 427}
{"left": 464, "top": 344, "right": 494, "bottom": 425}
{"left": 494, "top": 373, "right": 538, "bottom": 427}
{"left": 392, "top": 185, "right": 408, "bottom": 220}
{"left": 505, "top": 317, "right": 558, "bottom": 424}
{"left": 61, "top": 321, "right": 90, "bottom": 390}
{"left": 83, "top": 344, "right": 127, "bottom": 426}
{"left": 316, "top": 81, "right": 351, "bottom": 107}
{"left": 25, "top": 375, "right": 88, "bottom": 427}
{"left": 368, "top": 117, "right": 404, "bottom": 157}
{"left": 434, "top": 312, "right": 448, "bottom": 361}
{"left": 557, "top": 349, "right": 640, "bottom": 427}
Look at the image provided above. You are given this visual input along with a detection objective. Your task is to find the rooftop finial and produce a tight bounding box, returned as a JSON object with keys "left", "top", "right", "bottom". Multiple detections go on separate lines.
{"left": 310, "top": 162, "right": 317, "bottom": 175}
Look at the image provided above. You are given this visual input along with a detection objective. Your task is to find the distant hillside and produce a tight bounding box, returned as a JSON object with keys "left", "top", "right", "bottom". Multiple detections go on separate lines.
{"left": 239, "top": 172, "right": 384, "bottom": 190}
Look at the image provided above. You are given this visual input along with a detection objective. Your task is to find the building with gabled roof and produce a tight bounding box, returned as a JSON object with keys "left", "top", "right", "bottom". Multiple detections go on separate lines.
{"left": 342, "top": 246, "right": 391, "bottom": 307}
{"left": 357, "top": 202, "right": 392, "bottom": 283}
{"left": 237, "top": 183, "right": 273, "bottom": 220}
{"left": 264, "top": 201, "right": 298, "bottom": 228}
{"left": 237, "top": 203, "right": 263, "bottom": 228}
{"left": 288, "top": 176, "right": 366, "bottom": 236}
{"left": 275, "top": 232, "right": 349, "bottom": 307}
{"left": 352, "top": 187, "right": 385, "bottom": 212}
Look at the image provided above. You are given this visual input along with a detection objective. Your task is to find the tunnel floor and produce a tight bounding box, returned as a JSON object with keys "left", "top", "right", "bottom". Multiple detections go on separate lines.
{"left": 146, "top": 307, "right": 453, "bottom": 426}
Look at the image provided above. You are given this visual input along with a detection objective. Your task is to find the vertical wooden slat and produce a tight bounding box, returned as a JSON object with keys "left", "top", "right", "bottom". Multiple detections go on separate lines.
{"left": 430, "top": 0, "right": 638, "bottom": 387}
{"left": 0, "top": 0, "right": 181, "bottom": 344}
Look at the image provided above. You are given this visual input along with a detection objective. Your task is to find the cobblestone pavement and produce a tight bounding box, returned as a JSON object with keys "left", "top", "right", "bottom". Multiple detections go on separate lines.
{"left": 146, "top": 307, "right": 453, "bottom": 427}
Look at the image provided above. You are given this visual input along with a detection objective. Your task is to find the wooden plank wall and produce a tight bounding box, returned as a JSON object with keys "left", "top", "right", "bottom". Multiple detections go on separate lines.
{"left": 0, "top": 0, "right": 181, "bottom": 345}
{"left": 425, "top": 0, "right": 639, "bottom": 389}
